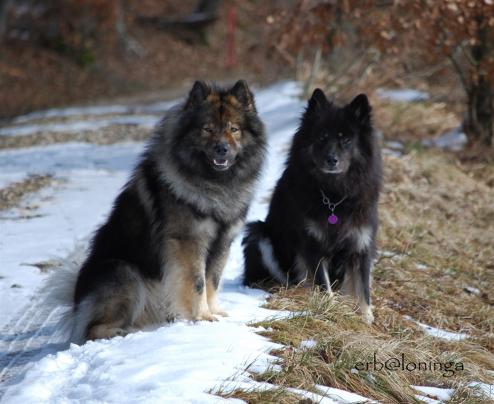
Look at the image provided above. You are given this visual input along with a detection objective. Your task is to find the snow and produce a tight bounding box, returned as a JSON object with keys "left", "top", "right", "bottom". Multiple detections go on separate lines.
{"left": 404, "top": 316, "right": 468, "bottom": 341}
{"left": 1, "top": 82, "right": 336, "bottom": 402}
{"left": 0, "top": 172, "right": 26, "bottom": 189}
{"left": 2, "top": 295, "right": 283, "bottom": 403}
{"left": 315, "top": 385, "right": 374, "bottom": 403}
{"left": 0, "top": 115, "right": 160, "bottom": 137}
{"left": 463, "top": 286, "right": 480, "bottom": 296}
{"left": 299, "top": 339, "right": 317, "bottom": 349}
{"left": 376, "top": 88, "right": 430, "bottom": 102}
{"left": 468, "top": 381, "right": 494, "bottom": 400}
{"left": 412, "top": 386, "right": 454, "bottom": 402}
{"left": 422, "top": 126, "right": 467, "bottom": 151}
{"left": 415, "top": 395, "right": 441, "bottom": 404}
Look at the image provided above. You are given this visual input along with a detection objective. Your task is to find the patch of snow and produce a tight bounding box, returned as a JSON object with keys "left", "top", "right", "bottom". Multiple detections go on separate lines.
{"left": 383, "top": 140, "right": 405, "bottom": 157}
{"left": 384, "top": 140, "right": 405, "bottom": 150}
{"left": 415, "top": 394, "right": 441, "bottom": 404}
{"left": 415, "top": 263, "right": 428, "bottom": 271}
{"left": 382, "top": 148, "right": 403, "bottom": 158}
{"left": 463, "top": 286, "right": 480, "bottom": 296}
{"left": 0, "top": 115, "right": 160, "bottom": 137}
{"left": 412, "top": 386, "right": 454, "bottom": 402}
{"left": 379, "top": 250, "right": 406, "bottom": 261}
{"left": 0, "top": 172, "right": 26, "bottom": 189}
{"left": 376, "top": 88, "right": 429, "bottom": 102}
{"left": 2, "top": 316, "right": 282, "bottom": 403}
{"left": 422, "top": 126, "right": 467, "bottom": 151}
{"left": 315, "top": 384, "right": 374, "bottom": 403}
{"left": 404, "top": 316, "right": 468, "bottom": 341}
{"left": 299, "top": 339, "right": 317, "bottom": 349}
{"left": 468, "top": 381, "right": 494, "bottom": 400}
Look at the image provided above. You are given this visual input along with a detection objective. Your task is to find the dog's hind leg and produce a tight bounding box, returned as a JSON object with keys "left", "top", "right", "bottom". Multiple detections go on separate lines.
{"left": 72, "top": 260, "right": 146, "bottom": 343}
{"left": 341, "top": 253, "right": 374, "bottom": 324}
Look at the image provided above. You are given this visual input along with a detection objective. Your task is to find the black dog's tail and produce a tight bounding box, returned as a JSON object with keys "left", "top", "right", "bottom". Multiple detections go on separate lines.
{"left": 242, "top": 221, "right": 287, "bottom": 288}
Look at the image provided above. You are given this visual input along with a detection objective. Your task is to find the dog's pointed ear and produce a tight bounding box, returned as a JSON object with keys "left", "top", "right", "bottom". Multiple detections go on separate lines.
{"left": 307, "top": 88, "right": 330, "bottom": 114}
{"left": 347, "top": 94, "right": 371, "bottom": 125}
{"left": 185, "top": 81, "right": 210, "bottom": 108}
{"left": 230, "top": 80, "right": 256, "bottom": 112}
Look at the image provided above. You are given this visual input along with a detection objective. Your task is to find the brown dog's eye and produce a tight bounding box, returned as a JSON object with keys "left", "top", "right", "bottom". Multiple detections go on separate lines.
{"left": 231, "top": 126, "right": 239, "bottom": 133}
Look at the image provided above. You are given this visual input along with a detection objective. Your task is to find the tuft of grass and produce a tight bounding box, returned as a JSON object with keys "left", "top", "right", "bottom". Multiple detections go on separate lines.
{"left": 247, "top": 289, "right": 493, "bottom": 403}
{"left": 216, "top": 386, "right": 302, "bottom": 404}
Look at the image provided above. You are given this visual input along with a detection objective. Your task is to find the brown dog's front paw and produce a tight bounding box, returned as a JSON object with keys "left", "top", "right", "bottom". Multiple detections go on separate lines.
{"left": 195, "top": 311, "right": 218, "bottom": 322}
{"left": 210, "top": 307, "right": 229, "bottom": 317}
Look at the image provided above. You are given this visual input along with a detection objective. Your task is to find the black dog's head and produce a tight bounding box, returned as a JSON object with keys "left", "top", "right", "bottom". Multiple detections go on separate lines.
{"left": 296, "top": 89, "right": 373, "bottom": 176}
{"left": 175, "top": 80, "right": 265, "bottom": 175}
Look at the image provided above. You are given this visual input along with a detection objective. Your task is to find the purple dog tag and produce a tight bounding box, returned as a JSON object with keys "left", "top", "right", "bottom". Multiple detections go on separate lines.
{"left": 328, "top": 214, "right": 338, "bottom": 225}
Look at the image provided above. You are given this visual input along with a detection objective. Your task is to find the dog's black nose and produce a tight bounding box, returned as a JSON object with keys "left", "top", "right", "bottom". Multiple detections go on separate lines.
{"left": 214, "top": 143, "right": 229, "bottom": 156}
{"left": 327, "top": 154, "right": 338, "bottom": 166}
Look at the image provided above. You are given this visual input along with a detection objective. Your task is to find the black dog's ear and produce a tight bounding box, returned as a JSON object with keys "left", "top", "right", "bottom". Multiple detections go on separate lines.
{"left": 185, "top": 81, "right": 210, "bottom": 108}
{"left": 347, "top": 94, "right": 371, "bottom": 125}
{"left": 230, "top": 80, "right": 256, "bottom": 112}
{"left": 307, "top": 88, "right": 330, "bottom": 114}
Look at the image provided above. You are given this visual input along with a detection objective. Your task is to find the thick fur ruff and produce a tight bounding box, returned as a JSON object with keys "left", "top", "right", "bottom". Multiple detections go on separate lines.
{"left": 242, "top": 90, "right": 382, "bottom": 324}
{"left": 71, "top": 80, "right": 266, "bottom": 343}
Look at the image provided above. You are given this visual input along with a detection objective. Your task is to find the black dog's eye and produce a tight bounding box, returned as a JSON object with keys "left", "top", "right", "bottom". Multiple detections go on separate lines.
{"left": 319, "top": 133, "right": 329, "bottom": 141}
{"left": 202, "top": 126, "right": 213, "bottom": 133}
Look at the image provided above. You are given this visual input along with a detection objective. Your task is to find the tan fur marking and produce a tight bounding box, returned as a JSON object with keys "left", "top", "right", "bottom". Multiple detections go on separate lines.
{"left": 206, "top": 93, "right": 220, "bottom": 104}
{"left": 166, "top": 239, "right": 215, "bottom": 321}
{"left": 225, "top": 94, "right": 241, "bottom": 107}
{"left": 87, "top": 322, "right": 129, "bottom": 340}
{"left": 206, "top": 279, "right": 228, "bottom": 317}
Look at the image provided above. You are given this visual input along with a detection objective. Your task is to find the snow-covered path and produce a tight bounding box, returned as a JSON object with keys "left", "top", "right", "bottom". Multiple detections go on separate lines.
{"left": 0, "top": 83, "right": 304, "bottom": 402}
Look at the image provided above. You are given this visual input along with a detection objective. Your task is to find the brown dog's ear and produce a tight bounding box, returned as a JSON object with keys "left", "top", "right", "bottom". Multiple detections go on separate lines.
{"left": 185, "top": 81, "right": 210, "bottom": 108}
{"left": 230, "top": 80, "right": 256, "bottom": 112}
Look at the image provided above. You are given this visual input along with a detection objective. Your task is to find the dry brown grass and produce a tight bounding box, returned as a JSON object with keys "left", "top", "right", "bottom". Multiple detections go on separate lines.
{"left": 371, "top": 97, "right": 460, "bottom": 143}
{"left": 378, "top": 151, "right": 494, "bottom": 350}
{"left": 0, "top": 174, "right": 55, "bottom": 211}
{"left": 219, "top": 149, "right": 494, "bottom": 403}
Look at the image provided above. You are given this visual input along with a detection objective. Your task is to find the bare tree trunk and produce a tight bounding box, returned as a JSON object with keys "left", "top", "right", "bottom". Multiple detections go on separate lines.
{"left": 464, "top": 19, "right": 493, "bottom": 147}
{"left": 115, "top": 0, "right": 143, "bottom": 57}
{"left": 465, "top": 76, "right": 493, "bottom": 146}
{"left": 0, "top": 0, "right": 11, "bottom": 40}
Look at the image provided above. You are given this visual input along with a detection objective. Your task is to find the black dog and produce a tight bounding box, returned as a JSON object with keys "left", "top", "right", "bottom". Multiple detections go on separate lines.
{"left": 242, "top": 89, "right": 382, "bottom": 323}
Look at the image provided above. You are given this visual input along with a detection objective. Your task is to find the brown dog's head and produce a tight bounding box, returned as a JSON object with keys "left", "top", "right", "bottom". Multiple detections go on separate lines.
{"left": 176, "top": 80, "right": 263, "bottom": 174}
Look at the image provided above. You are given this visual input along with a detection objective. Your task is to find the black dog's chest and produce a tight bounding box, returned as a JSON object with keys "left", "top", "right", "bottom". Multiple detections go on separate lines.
{"left": 303, "top": 209, "right": 349, "bottom": 252}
